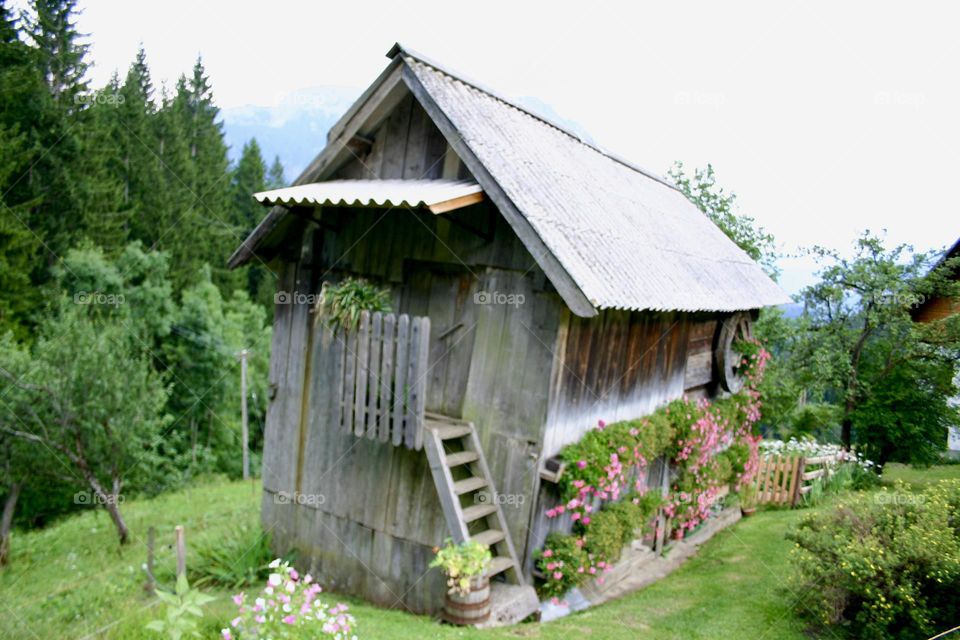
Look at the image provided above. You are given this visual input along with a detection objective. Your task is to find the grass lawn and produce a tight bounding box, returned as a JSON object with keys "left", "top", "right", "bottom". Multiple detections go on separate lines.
{"left": 2, "top": 464, "right": 957, "bottom": 639}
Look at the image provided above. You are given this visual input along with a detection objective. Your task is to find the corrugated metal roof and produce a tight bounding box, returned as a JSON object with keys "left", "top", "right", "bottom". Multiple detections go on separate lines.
{"left": 402, "top": 52, "right": 790, "bottom": 313}
{"left": 254, "top": 179, "right": 483, "bottom": 214}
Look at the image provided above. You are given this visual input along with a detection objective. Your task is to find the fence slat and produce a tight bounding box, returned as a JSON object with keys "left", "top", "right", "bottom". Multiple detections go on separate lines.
{"left": 367, "top": 313, "right": 382, "bottom": 439}
{"left": 342, "top": 324, "right": 357, "bottom": 435}
{"left": 404, "top": 318, "right": 420, "bottom": 450}
{"left": 393, "top": 315, "right": 410, "bottom": 447}
{"left": 379, "top": 314, "right": 395, "bottom": 443}
{"left": 413, "top": 317, "right": 430, "bottom": 450}
{"left": 354, "top": 312, "right": 370, "bottom": 437}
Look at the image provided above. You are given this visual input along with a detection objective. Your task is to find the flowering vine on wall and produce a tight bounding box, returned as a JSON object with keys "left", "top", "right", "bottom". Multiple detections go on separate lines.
{"left": 535, "top": 338, "right": 771, "bottom": 599}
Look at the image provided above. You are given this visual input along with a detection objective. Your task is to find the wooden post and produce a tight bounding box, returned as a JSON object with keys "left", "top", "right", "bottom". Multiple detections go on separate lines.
{"left": 654, "top": 457, "right": 670, "bottom": 554}
{"left": 238, "top": 349, "right": 250, "bottom": 481}
{"left": 144, "top": 526, "right": 156, "bottom": 593}
{"left": 175, "top": 525, "right": 186, "bottom": 579}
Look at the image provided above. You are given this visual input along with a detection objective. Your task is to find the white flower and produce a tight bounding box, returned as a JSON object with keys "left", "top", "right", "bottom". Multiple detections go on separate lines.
{"left": 268, "top": 573, "right": 282, "bottom": 587}
{"left": 269, "top": 558, "right": 282, "bottom": 569}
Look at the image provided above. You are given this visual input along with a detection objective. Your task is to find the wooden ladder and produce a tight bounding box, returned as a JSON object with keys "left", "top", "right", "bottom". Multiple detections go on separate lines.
{"left": 423, "top": 414, "right": 524, "bottom": 584}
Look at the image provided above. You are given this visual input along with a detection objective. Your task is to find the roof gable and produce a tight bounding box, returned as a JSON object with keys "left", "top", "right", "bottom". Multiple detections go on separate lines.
{"left": 230, "top": 44, "right": 789, "bottom": 315}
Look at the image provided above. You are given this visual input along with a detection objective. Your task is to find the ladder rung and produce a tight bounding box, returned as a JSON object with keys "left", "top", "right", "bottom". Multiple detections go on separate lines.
{"left": 462, "top": 503, "right": 496, "bottom": 522}
{"left": 445, "top": 451, "right": 478, "bottom": 467}
{"left": 433, "top": 424, "right": 473, "bottom": 440}
{"left": 472, "top": 529, "right": 505, "bottom": 547}
{"left": 488, "top": 556, "right": 514, "bottom": 578}
{"left": 453, "top": 477, "right": 488, "bottom": 495}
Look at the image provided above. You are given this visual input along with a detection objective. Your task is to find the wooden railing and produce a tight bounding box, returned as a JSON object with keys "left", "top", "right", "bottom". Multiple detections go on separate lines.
{"left": 333, "top": 310, "right": 430, "bottom": 450}
{"left": 754, "top": 453, "right": 841, "bottom": 507}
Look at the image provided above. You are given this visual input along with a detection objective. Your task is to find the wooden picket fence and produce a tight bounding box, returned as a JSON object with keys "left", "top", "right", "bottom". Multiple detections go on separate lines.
{"left": 333, "top": 310, "right": 431, "bottom": 450}
{"left": 753, "top": 453, "right": 841, "bottom": 507}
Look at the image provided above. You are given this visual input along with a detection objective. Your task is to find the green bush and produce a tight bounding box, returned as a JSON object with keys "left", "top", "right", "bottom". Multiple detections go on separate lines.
{"left": 536, "top": 532, "right": 589, "bottom": 598}
{"left": 584, "top": 510, "right": 626, "bottom": 565}
{"left": 788, "top": 480, "right": 960, "bottom": 639}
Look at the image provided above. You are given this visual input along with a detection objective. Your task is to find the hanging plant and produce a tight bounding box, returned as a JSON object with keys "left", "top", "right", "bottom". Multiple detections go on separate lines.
{"left": 319, "top": 278, "right": 391, "bottom": 331}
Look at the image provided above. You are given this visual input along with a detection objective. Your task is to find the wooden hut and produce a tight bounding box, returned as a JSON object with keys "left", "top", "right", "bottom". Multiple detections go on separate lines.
{"left": 229, "top": 44, "right": 788, "bottom": 618}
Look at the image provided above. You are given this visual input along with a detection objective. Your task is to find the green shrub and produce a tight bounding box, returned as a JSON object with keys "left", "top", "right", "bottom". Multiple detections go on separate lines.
{"left": 605, "top": 492, "right": 662, "bottom": 540}
{"left": 585, "top": 510, "right": 626, "bottom": 565}
{"left": 188, "top": 524, "right": 278, "bottom": 589}
{"left": 536, "top": 532, "right": 589, "bottom": 598}
{"left": 788, "top": 480, "right": 960, "bottom": 639}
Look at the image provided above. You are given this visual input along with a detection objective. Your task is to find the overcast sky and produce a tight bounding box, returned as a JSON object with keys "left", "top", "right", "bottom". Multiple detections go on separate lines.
{"left": 50, "top": 0, "right": 960, "bottom": 294}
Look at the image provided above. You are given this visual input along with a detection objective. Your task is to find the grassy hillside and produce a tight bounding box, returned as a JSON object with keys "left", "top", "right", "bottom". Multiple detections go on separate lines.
{"left": 1, "top": 465, "right": 956, "bottom": 639}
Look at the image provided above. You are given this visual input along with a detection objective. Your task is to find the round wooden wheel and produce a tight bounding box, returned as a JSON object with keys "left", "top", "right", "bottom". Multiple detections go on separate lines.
{"left": 714, "top": 312, "right": 754, "bottom": 393}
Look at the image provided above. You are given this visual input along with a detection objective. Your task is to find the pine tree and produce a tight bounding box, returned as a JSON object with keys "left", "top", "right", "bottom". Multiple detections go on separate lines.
{"left": 17, "top": 0, "right": 90, "bottom": 264}
{"left": 170, "top": 58, "right": 241, "bottom": 292}
{"left": 0, "top": 1, "right": 46, "bottom": 334}
{"left": 21, "top": 0, "right": 89, "bottom": 112}
{"left": 230, "top": 139, "right": 275, "bottom": 309}
{"left": 266, "top": 156, "right": 286, "bottom": 189}
{"left": 115, "top": 47, "right": 167, "bottom": 247}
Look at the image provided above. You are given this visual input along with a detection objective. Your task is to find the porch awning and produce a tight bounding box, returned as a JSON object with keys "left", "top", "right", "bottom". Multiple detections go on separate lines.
{"left": 253, "top": 179, "right": 484, "bottom": 215}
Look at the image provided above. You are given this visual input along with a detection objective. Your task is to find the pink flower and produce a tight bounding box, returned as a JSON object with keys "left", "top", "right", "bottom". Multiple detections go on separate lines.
{"left": 232, "top": 593, "right": 244, "bottom": 606}
{"left": 577, "top": 460, "right": 587, "bottom": 470}
{"left": 553, "top": 571, "right": 563, "bottom": 580}
{"left": 230, "top": 617, "right": 241, "bottom": 628}
{"left": 597, "top": 419, "right": 606, "bottom": 429}
{"left": 289, "top": 569, "right": 299, "bottom": 581}
{"left": 543, "top": 549, "right": 553, "bottom": 558}
{"left": 221, "top": 630, "right": 232, "bottom": 640}
{"left": 282, "top": 615, "right": 296, "bottom": 625}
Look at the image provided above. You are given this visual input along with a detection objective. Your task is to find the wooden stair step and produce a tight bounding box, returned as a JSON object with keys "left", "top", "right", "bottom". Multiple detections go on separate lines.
{"left": 461, "top": 503, "right": 497, "bottom": 523}
{"left": 445, "top": 451, "right": 478, "bottom": 467}
{"left": 432, "top": 424, "right": 473, "bottom": 440}
{"left": 472, "top": 529, "right": 505, "bottom": 547}
{"left": 488, "top": 556, "right": 515, "bottom": 578}
{"left": 453, "top": 477, "right": 488, "bottom": 495}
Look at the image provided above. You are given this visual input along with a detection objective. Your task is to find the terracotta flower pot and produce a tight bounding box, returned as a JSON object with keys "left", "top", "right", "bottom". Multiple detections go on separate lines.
{"left": 741, "top": 506, "right": 757, "bottom": 517}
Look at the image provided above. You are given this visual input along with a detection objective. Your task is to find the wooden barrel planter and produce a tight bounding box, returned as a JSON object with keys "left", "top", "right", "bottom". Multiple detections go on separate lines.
{"left": 442, "top": 575, "right": 491, "bottom": 625}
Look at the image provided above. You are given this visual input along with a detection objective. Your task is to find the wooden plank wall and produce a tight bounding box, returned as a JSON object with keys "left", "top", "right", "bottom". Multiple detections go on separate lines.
{"left": 683, "top": 317, "right": 718, "bottom": 394}
{"left": 333, "top": 94, "right": 462, "bottom": 182}
{"left": 525, "top": 311, "right": 725, "bottom": 572}
{"left": 540, "top": 309, "right": 690, "bottom": 459}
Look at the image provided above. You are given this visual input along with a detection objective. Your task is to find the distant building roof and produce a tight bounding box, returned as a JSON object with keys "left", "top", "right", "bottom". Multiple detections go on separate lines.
{"left": 231, "top": 43, "right": 789, "bottom": 316}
